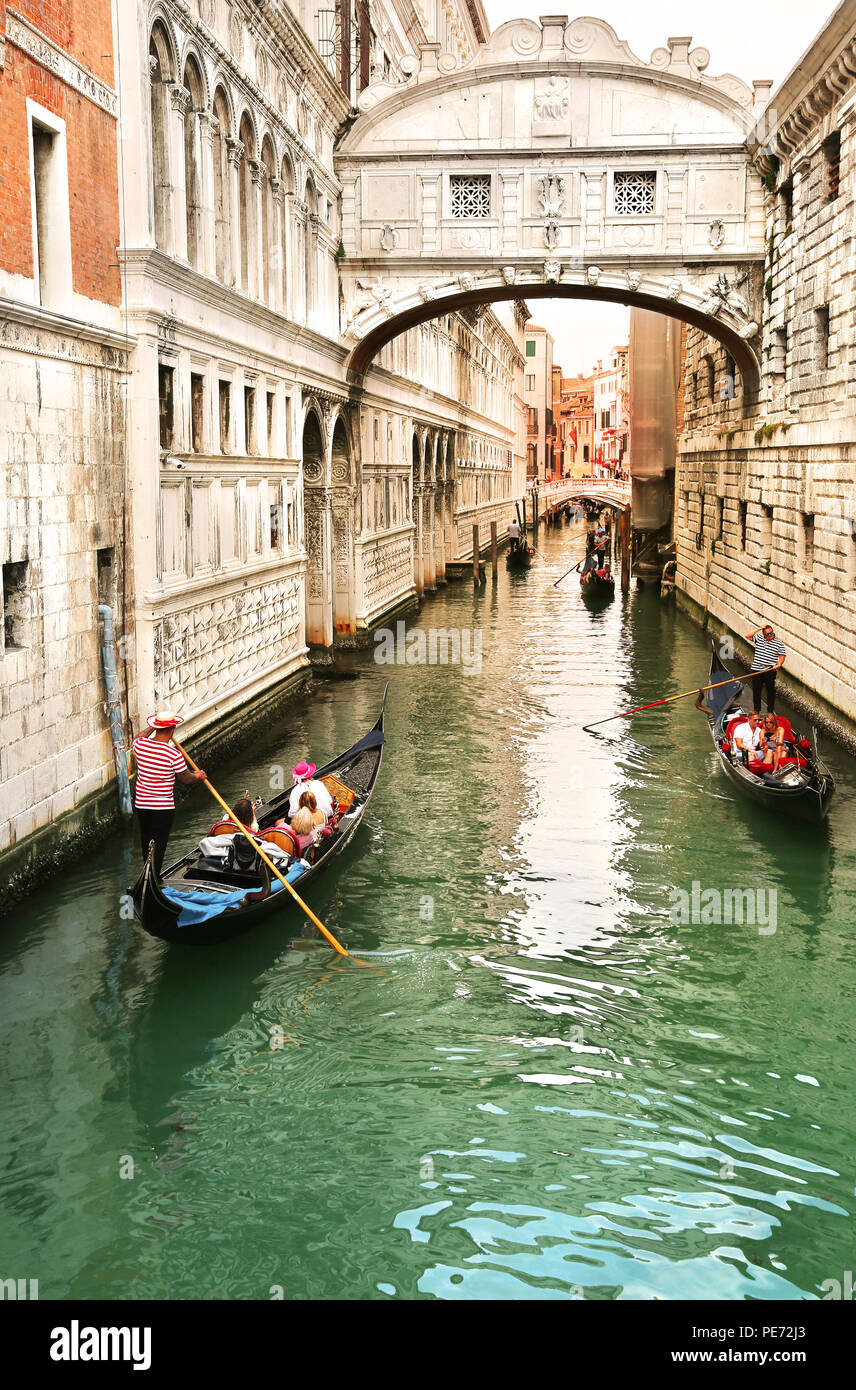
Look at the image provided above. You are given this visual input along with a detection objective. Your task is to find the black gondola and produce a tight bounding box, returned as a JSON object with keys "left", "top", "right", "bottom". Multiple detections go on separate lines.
{"left": 506, "top": 541, "right": 533, "bottom": 570}
{"left": 579, "top": 550, "right": 615, "bottom": 595}
{"left": 131, "top": 695, "right": 386, "bottom": 943}
{"left": 703, "top": 646, "right": 834, "bottom": 823}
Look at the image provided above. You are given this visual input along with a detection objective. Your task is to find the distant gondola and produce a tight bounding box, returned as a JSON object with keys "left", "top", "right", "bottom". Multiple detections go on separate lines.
{"left": 703, "top": 646, "right": 834, "bottom": 822}
{"left": 131, "top": 697, "right": 386, "bottom": 943}
{"left": 579, "top": 553, "right": 615, "bottom": 595}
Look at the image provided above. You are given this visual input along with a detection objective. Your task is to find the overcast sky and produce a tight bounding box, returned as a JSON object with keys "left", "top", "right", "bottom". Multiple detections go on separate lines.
{"left": 481, "top": 0, "right": 833, "bottom": 375}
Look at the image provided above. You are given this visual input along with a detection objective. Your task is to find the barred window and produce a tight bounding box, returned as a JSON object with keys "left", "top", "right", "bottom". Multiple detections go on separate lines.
{"left": 614, "top": 171, "right": 656, "bottom": 215}
{"left": 450, "top": 174, "right": 491, "bottom": 219}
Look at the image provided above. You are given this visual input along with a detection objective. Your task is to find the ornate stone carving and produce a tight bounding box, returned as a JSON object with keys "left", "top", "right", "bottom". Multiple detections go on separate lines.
{"left": 501, "top": 266, "right": 516, "bottom": 285}
{"left": 197, "top": 111, "right": 219, "bottom": 146}
{"left": 708, "top": 218, "right": 725, "bottom": 249}
{"left": 543, "top": 219, "right": 560, "bottom": 251}
{"left": 537, "top": 174, "right": 566, "bottom": 216}
{"left": 418, "top": 282, "right": 436, "bottom": 301}
{"left": 379, "top": 224, "right": 399, "bottom": 252}
{"left": 268, "top": 174, "right": 284, "bottom": 205}
{"left": 249, "top": 159, "right": 265, "bottom": 187}
{"left": 666, "top": 278, "right": 682, "bottom": 300}
{"left": 586, "top": 265, "right": 602, "bottom": 286}
{"left": 226, "top": 137, "right": 244, "bottom": 168}
{"left": 534, "top": 76, "right": 569, "bottom": 121}
{"left": 625, "top": 270, "right": 642, "bottom": 292}
{"left": 169, "top": 84, "right": 191, "bottom": 117}
{"left": 303, "top": 458, "right": 324, "bottom": 483}
{"left": 459, "top": 272, "right": 475, "bottom": 291}
{"left": 543, "top": 259, "right": 562, "bottom": 283}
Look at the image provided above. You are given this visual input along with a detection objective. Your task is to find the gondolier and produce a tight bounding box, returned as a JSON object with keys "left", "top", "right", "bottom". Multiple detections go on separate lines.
{"left": 745, "top": 622, "right": 787, "bottom": 712}
{"left": 132, "top": 711, "right": 207, "bottom": 873}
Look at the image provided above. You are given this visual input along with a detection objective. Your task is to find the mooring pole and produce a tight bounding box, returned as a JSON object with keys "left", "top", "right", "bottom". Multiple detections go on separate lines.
{"left": 473, "top": 524, "right": 480, "bottom": 583}
{"left": 490, "top": 520, "right": 498, "bottom": 576}
{"left": 620, "top": 508, "right": 630, "bottom": 594}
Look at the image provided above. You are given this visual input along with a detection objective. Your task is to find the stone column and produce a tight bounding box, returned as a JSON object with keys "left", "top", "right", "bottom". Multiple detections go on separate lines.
{"left": 423, "top": 490, "right": 436, "bottom": 589}
{"left": 269, "top": 176, "right": 284, "bottom": 313}
{"left": 420, "top": 174, "right": 441, "bottom": 254}
{"left": 413, "top": 484, "right": 424, "bottom": 596}
{"left": 500, "top": 171, "right": 520, "bottom": 256}
{"left": 197, "top": 110, "right": 218, "bottom": 277}
{"left": 249, "top": 158, "right": 265, "bottom": 301}
{"left": 435, "top": 489, "right": 446, "bottom": 582}
{"left": 226, "top": 138, "right": 244, "bottom": 289}
{"left": 304, "top": 484, "right": 334, "bottom": 649}
{"left": 168, "top": 83, "right": 191, "bottom": 262}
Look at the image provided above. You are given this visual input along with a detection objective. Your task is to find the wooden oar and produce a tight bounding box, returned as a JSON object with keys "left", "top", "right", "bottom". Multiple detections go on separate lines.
{"left": 581, "top": 666, "right": 778, "bottom": 732}
{"left": 173, "top": 739, "right": 363, "bottom": 963}
{"left": 553, "top": 561, "right": 582, "bottom": 586}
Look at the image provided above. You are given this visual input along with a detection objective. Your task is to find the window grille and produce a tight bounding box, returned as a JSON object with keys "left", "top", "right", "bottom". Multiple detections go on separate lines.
{"left": 613, "top": 171, "right": 656, "bottom": 215}
{"left": 450, "top": 174, "right": 491, "bottom": 219}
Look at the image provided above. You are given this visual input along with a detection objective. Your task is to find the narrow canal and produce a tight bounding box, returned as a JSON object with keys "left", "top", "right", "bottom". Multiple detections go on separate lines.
{"left": 2, "top": 520, "right": 855, "bottom": 1301}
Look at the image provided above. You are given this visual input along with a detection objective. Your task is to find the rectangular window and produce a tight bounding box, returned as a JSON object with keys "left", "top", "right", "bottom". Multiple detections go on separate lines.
{"left": 815, "top": 305, "right": 830, "bottom": 372}
{"left": 96, "top": 547, "right": 115, "bottom": 609}
{"left": 614, "top": 171, "right": 656, "bottom": 215}
{"left": 190, "top": 373, "right": 205, "bottom": 452}
{"left": 823, "top": 132, "right": 841, "bottom": 202}
{"left": 266, "top": 390, "right": 275, "bottom": 453}
{"left": 525, "top": 340, "right": 536, "bottom": 357}
{"left": 771, "top": 327, "right": 788, "bottom": 377}
{"left": 158, "top": 364, "right": 175, "bottom": 450}
{"left": 715, "top": 496, "right": 724, "bottom": 541}
{"left": 800, "top": 513, "right": 815, "bottom": 572}
{"left": 219, "top": 380, "right": 231, "bottom": 453}
{"left": 527, "top": 407, "right": 538, "bottom": 432}
{"left": 759, "top": 504, "right": 773, "bottom": 559}
{"left": 779, "top": 176, "right": 793, "bottom": 230}
{"left": 29, "top": 105, "right": 71, "bottom": 310}
{"left": 450, "top": 173, "right": 491, "bottom": 219}
{"left": 2, "top": 561, "right": 29, "bottom": 651}
{"left": 721, "top": 353, "right": 736, "bottom": 401}
{"left": 270, "top": 500, "right": 282, "bottom": 550}
{"left": 525, "top": 373, "right": 536, "bottom": 391}
{"left": 738, "top": 499, "right": 747, "bottom": 551}
{"left": 244, "top": 386, "right": 256, "bottom": 454}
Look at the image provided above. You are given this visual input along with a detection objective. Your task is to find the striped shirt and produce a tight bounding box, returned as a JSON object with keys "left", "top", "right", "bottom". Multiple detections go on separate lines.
{"left": 133, "top": 735, "right": 186, "bottom": 809}
{"left": 751, "top": 632, "right": 786, "bottom": 673}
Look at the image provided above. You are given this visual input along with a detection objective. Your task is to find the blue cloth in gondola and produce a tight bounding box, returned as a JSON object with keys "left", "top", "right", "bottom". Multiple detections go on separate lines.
{"left": 161, "top": 862, "right": 308, "bottom": 926}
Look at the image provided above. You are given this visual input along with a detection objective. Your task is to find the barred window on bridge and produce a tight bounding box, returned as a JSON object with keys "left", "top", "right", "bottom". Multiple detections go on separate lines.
{"left": 614, "top": 172, "right": 656, "bottom": 216}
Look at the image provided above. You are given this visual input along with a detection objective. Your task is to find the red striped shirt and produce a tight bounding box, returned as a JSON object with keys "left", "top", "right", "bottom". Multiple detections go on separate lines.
{"left": 133, "top": 735, "right": 186, "bottom": 809}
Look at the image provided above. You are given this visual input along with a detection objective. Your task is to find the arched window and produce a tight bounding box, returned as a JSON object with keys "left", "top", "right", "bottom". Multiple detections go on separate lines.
{"left": 304, "top": 179, "right": 317, "bottom": 326}
{"left": 212, "top": 87, "right": 231, "bottom": 283}
{"left": 238, "top": 113, "right": 257, "bottom": 295}
{"left": 148, "top": 23, "right": 174, "bottom": 251}
{"left": 183, "top": 57, "right": 205, "bottom": 269}
{"left": 260, "top": 136, "right": 276, "bottom": 306}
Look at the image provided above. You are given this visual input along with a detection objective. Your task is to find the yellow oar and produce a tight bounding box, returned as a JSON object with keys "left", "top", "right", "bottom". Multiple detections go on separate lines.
{"left": 173, "top": 739, "right": 366, "bottom": 964}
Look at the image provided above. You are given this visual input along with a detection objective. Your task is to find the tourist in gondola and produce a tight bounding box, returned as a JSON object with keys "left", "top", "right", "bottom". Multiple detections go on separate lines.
{"left": 132, "top": 711, "right": 207, "bottom": 873}
{"left": 730, "top": 709, "right": 761, "bottom": 764}
{"left": 287, "top": 761, "right": 334, "bottom": 819}
{"left": 745, "top": 622, "right": 787, "bottom": 711}
{"left": 759, "top": 712, "right": 786, "bottom": 773}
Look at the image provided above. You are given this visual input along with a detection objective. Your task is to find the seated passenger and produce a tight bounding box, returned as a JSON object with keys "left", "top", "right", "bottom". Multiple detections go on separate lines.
{"left": 299, "top": 789, "right": 326, "bottom": 831}
{"left": 288, "top": 761, "right": 333, "bottom": 820}
{"left": 759, "top": 712, "right": 785, "bottom": 772}
{"left": 290, "top": 806, "right": 318, "bottom": 854}
{"left": 731, "top": 710, "right": 761, "bottom": 763}
{"left": 210, "top": 795, "right": 258, "bottom": 836}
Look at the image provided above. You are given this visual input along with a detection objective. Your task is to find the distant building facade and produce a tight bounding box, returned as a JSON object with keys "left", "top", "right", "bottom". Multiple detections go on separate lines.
{"left": 593, "top": 346, "right": 629, "bottom": 476}
{"left": 523, "top": 323, "right": 554, "bottom": 482}
{"left": 558, "top": 375, "right": 594, "bottom": 476}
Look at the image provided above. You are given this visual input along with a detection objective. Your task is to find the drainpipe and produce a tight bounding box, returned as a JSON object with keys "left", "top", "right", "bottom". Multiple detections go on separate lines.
{"left": 98, "top": 604, "right": 133, "bottom": 820}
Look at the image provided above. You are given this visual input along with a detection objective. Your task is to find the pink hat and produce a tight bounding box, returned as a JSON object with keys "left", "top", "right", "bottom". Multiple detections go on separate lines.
{"left": 292, "top": 761, "right": 316, "bottom": 780}
{"left": 147, "top": 710, "right": 184, "bottom": 729}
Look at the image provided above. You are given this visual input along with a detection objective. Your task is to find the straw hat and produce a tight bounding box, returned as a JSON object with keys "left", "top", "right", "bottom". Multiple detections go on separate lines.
{"left": 146, "top": 710, "right": 185, "bottom": 729}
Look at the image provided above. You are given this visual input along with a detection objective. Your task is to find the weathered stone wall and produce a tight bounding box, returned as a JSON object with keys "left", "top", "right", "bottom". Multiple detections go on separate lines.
{"left": 0, "top": 315, "right": 134, "bottom": 859}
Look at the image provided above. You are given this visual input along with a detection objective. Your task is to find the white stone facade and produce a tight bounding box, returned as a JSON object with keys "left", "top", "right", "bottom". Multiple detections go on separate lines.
{"left": 675, "top": 8, "right": 856, "bottom": 727}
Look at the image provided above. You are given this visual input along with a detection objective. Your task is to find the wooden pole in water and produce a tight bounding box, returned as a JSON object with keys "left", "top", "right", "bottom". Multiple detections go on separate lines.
{"left": 620, "top": 508, "right": 630, "bottom": 594}
{"left": 472, "top": 524, "right": 480, "bottom": 582}
{"left": 490, "top": 520, "right": 498, "bottom": 576}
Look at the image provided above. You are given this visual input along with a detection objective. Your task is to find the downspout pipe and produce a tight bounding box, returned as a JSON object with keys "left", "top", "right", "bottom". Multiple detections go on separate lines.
{"left": 98, "top": 604, "right": 133, "bottom": 820}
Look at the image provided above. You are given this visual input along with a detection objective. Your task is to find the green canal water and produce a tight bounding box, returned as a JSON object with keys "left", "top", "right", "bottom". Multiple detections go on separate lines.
{"left": 2, "top": 520, "right": 855, "bottom": 1301}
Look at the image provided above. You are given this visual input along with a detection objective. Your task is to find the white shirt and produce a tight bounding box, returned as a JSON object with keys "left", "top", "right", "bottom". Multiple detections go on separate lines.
{"left": 288, "top": 777, "right": 334, "bottom": 819}
{"left": 732, "top": 721, "right": 761, "bottom": 755}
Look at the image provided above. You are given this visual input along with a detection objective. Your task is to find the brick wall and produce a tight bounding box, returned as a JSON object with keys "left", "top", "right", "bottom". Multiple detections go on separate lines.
{"left": 0, "top": 7, "right": 120, "bottom": 305}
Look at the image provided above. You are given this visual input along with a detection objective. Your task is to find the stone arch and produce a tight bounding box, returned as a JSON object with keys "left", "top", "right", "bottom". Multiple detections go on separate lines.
{"left": 237, "top": 110, "right": 258, "bottom": 295}
{"left": 182, "top": 54, "right": 206, "bottom": 269}
{"left": 148, "top": 18, "right": 176, "bottom": 251}
{"left": 330, "top": 415, "right": 356, "bottom": 634}
{"left": 303, "top": 175, "right": 318, "bottom": 326}
{"left": 211, "top": 84, "right": 232, "bottom": 283}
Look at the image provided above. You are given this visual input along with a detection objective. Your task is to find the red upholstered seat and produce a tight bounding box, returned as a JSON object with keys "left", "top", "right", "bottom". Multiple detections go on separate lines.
{"left": 775, "top": 715, "right": 794, "bottom": 740}
{"left": 725, "top": 716, "right": 745, "bottom": 743}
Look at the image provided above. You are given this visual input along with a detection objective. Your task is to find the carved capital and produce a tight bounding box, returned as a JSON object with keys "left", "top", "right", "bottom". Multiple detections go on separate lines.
{"left": 169, "top": 83, "right": 191, "bottom": 117}
{"left": 249, "top": 158, "right": 265, "bottom": 187}
{"left": 226, "top": 137, "right": 244, "bottom": 168}
{"left": 197, "top": 110, "right": 219, "bottom": 145}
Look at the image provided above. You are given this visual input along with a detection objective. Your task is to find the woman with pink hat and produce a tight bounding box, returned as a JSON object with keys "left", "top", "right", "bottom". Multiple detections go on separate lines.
{"left": 131, "top": 711, "right": 207, "bottom": 873}
{"left": 287, "top": 760, "right": 334, "bottom": 820}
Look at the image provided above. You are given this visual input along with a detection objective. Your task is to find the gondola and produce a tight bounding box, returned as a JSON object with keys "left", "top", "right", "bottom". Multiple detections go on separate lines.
{"left": 130, "top": 695, "right": 386, "bottom": 943}
{"left": 506, "top": 541, "right": 533, "bottom": 570}
{"left": 580, "top": 565, "right": 615, "bottom": 596}
{"left": 703, "top": 646, "right": 834, "bottom": 823}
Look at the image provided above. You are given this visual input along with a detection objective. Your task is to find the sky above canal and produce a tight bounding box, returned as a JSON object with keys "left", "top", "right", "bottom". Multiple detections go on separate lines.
{"left": 482, "top": 0, "right": 833, "bottom": 376}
